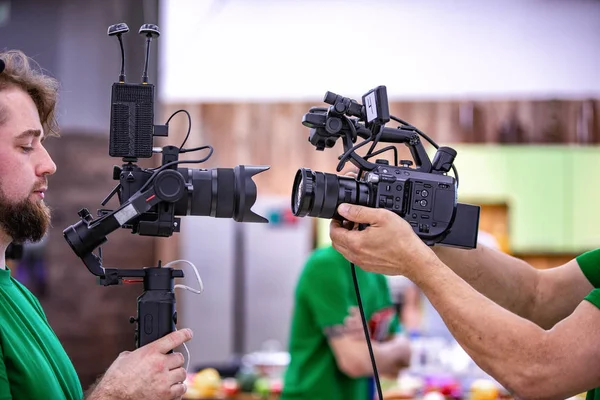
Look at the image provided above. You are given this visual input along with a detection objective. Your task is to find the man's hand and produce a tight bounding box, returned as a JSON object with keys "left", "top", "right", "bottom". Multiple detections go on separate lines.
{"left": 87, "top": 329, "right": 193, "bottom": 400}
{"left": 330, "top": 203, "right": 439, "bottom": 279}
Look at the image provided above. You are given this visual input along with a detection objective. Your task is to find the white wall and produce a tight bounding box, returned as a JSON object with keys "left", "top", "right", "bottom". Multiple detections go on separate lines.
{"left": 160, "top": 0, "right": 600, "bottom": 102}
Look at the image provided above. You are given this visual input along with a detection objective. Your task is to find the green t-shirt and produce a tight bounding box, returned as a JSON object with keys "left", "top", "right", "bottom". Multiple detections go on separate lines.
{"left": 0, "top": 267, "right": 83, "bottom": 400}
{"left": 281, "top": 246, "right": 399, "bottom": 400}
{"left": 576, "top": 249, "right": 600, "bottom": 400}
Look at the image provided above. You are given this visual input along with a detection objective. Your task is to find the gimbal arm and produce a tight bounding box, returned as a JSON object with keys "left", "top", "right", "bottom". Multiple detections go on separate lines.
{"left": 63, "top": 169, "right": 186, "bottom": 281}
{"left": 63, "top": 169, "right": 186, "bottom": 348}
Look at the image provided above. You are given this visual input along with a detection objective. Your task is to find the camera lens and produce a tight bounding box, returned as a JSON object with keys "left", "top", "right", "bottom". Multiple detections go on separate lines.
{"left": 291, "top": 168, "right": 371, "bottom": 219}
{"left": 175, "top": 165, "right": 269, "bottom": 223}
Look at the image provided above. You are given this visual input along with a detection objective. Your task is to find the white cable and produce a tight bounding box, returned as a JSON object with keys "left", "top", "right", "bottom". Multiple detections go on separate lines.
{"left": 166, "top": 259, "right": 204, "bottom": 294}
{"left": 165, "top": 259, "right": 204, "bottom": 372}
{"left": 174, "top": 326, "right": 193, "bottom": 372}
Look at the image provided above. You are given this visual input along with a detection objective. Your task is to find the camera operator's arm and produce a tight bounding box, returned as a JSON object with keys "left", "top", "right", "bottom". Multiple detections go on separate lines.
{"left": 433, "top": 242, "right": 593, "bottom": 329}
{"left": 330, "top": 205, "right": 600, "bottom": 399}
{"left": 412, "top": 256, "right": 600, "bottom": 399}
{"left": 85, "top": 329, "right": 192, "bottom": 400}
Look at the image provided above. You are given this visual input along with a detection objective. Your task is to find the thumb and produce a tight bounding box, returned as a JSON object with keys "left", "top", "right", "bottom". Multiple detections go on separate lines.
{"left": 337, "top": 204, "right": 381, "bottom": 224}
{"left": 151, "top": 329, "right": 194, "bottom": 354}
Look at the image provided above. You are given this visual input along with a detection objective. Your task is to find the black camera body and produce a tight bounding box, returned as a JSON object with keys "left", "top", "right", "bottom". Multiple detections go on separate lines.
{"left": 292, "top": 86, "right": 479, "bottom": 249}
{"left": 365, "top": 162, "right": 457, "bottom": 241}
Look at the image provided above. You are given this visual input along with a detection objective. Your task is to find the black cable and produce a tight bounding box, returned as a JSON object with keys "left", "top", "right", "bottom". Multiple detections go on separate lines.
{"left": 344, "top": 116, "right": 359, "bottom": 141}
{"left": 179, "top": 145, "right": 212, "bottom": 154}
{"left": 335, "top": 117, "right": 373, "bottom": 171}
{"left": 350, "top": 262, "right": 384, "bottom": 400}
{"left": 142, "top": 36, "right": 152, "bottom": 84}
{"left": 366, "top": 125, "right": 383, "bottom": 155}
{"left": 140, "top": 148, "right": 214, "bottom": 193}
{"left": 364, "top": 146, "right": 398, "bottom": 166}
{"left": 117, "top": 35, "right": 126, "bottom": 82}
{"left": 390, "top": 115, "right": 460, "bottom": 187}
{"left": 336, "top": 136, "right": 372, "bottom": 172}
{"left": 165, "top": 109, "right": 193, "bottom": 150}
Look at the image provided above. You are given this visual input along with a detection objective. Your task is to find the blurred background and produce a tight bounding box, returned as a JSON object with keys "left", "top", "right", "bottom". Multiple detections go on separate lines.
{"left": 2, "top": 0, "right": 600, "bottom": 398}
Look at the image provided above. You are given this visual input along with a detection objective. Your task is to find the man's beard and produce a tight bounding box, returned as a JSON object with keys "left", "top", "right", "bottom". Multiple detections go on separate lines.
{"left": 0, "top": 188, "right": 51, "bottom": 243}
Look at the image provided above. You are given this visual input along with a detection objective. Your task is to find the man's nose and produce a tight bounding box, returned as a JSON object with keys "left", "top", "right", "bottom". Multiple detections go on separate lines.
{"left": 38, "top": 147, "right": 57, "bottom": 176}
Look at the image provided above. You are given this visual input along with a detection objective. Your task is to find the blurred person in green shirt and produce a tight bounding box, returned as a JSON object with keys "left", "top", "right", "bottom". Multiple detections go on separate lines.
{"left": 281, "top": 245, "right": 411, "bottom": 400}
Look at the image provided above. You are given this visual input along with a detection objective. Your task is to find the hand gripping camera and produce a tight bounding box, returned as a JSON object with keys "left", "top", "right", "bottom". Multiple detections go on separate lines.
{"left": 291, "top": 86, "right": 479, "bottom": 248}
{"left": 63, "top": 23, "right": 269, "bottom": 348}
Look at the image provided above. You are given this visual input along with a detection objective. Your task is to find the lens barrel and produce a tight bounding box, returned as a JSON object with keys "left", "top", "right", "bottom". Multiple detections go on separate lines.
{"left": 291, "top": 168, "right": 371, "bottom": 219}
{"left": 175, "top": 165, "right": 269, "bottom": 223}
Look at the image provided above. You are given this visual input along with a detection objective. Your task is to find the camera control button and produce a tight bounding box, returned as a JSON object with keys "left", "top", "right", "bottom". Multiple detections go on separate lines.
{"left": 144, "top": 315, "right": 153, "bottom": 335}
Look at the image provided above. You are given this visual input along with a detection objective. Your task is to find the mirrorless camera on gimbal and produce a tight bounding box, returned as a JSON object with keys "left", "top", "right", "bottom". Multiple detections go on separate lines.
{"left": 291, "top": 86, "right": 479, "bottom": 248}
{"left": 62, "top": 23, "right": 269, "bottom": 348}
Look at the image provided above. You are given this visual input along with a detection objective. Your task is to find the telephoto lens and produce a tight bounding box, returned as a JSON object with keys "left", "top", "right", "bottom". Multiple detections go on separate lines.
{"left": 175, "top": 165, "right": 269, "bottom": 223}
{"left": 291, "top": 168, "right": 371, "bottom": 219}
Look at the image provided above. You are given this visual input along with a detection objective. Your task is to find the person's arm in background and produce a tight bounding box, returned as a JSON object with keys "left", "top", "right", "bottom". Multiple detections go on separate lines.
{"left": 433, "top": 244, "right": 593, "bottom": 329}
{"left": 331, "top": 306, "right": 411, "bottom": 378}
{"left": 300, "top": 250, "right": 410, "bottom": 379}
{"left": 84, "top": 329, "right": 193, "bottom": 400}
{"left": 399, "top": 283, "right": 422, "bottom": 334}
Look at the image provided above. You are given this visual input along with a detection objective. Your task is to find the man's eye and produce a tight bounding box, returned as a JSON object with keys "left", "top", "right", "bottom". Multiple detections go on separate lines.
{"left": 21, "top": 146, "right": 34, "bottom": 153}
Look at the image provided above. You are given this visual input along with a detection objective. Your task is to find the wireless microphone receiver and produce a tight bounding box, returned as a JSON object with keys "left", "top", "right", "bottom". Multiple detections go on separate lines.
{"left": 108, "top": 23, "right": 159, "bottom": 160}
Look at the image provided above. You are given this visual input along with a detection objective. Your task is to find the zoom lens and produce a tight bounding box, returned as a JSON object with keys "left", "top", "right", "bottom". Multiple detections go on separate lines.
{"left": 291, "top": 168, "right": 371, "bottom": 219}
{"left": 175, "top": 165, "right": 270, "bottom": 223}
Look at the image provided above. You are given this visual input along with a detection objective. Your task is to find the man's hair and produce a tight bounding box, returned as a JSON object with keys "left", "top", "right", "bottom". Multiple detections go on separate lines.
{"left": 0, "top": 50, "right": 60, "bottom": 136}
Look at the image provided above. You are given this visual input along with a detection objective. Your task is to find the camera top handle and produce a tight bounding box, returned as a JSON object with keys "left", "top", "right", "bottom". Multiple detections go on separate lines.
{"left": 302, "top": 106, "right": 433, "bottom": 173}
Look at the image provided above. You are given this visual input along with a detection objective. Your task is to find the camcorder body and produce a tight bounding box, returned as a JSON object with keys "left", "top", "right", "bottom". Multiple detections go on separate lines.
{"left": 292, "top": 86, "right": 480, "bottom": 249}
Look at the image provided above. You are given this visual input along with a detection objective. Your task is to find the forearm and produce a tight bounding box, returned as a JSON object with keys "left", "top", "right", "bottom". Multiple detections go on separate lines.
{"left": 433, "top": 244, "right": 540, "bottom": 320}
{"left": 411, "top": 260, "right": 558, "bottom": 398}
{"left": 372, "top": 337, "right": 410, "bottom": 376}
{"left": 84, "top": 375, "right": 121, "bottom": 400}
{"left": 338, "top": 337, "right": 410, "bottom": 378}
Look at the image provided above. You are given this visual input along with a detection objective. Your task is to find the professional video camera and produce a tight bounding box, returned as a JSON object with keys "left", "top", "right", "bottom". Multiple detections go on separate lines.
{"left": 63, "top": 23, "right": 269, "bottom": 348}
{"left": 291, "top": 85, "right": 479, "bottom": 249}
